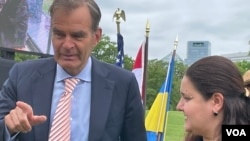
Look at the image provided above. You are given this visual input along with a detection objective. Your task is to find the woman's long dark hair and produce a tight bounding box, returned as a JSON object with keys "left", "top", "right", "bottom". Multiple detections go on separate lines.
{"left": 184, "top": 56, "right": 250, "bottom": 141}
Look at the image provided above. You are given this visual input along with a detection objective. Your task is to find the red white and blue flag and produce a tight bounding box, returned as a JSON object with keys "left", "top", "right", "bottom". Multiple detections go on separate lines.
{"left": 115, "top": 33, "right": 124, "bottom": 68}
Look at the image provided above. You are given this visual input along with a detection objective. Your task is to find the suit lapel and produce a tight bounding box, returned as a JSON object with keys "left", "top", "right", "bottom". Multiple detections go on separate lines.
{"left": 88, "top": 58, "right": 115, "bottom": 141}
{"left": 28, "top": 57, "right": 115, "bottom": 141}
{"left": 31, "top": 58, "right": 56, "bottom": 141}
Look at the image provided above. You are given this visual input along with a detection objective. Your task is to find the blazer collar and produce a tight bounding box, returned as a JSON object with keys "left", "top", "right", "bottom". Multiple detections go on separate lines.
{"left": 31, "top": 58, "right": 57, "bottom": 141}
{"left": 30, "top": 57, "right": 115, "bottom": 141}
{"left": 88, "top": 57, "right": 115, "bottom": 141}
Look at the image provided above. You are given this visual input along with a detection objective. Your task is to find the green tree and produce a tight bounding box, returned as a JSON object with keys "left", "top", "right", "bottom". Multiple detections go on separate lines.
{"left": 235, "top": 60, "right": 250, "bottom": 75}
{"left": 146, "top": 59, "right": 187, "bottom": 111}
{"left": 15, "top": 53, "right": 39, "bottom": 62}
{"left": 92, "top": 34, "right": 133, "bottom": 70}
{"left": 124, "top": 54, "right": 133, "bottom": 71}
{"left": 168, "top": 62, "right": 187, "bottom": 110}
{"left": 92, "top": 34, "right": 117, "bottom": 64}
{"left": 146, "top": 59, "right": 167, "bottom": 110}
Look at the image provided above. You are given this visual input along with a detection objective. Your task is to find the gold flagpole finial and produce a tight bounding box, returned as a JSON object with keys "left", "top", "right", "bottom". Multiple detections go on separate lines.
{"left": 113, "top": 8, "right": 126, "bottom": 33}
{"left": 173, "top": 34, "right": 178, "bottom": 50}
{"left": 145, "top": 19, "right": 150, "bottom": 37}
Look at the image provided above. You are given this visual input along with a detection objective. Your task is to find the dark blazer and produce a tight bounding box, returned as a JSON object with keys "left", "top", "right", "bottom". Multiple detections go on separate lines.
{"left": 0, "top": 57, "right": 16, "bottom": 90}
{"left": 0, "top": 57, "right": 147, "bottom": 141}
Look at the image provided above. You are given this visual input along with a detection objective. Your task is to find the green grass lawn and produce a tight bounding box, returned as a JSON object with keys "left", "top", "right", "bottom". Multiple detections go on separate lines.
{"left": 146, "top": 110, "right": 185, "bottom": 141}
{"left": 164, "top": 111, "right": 185, "bottom": 141}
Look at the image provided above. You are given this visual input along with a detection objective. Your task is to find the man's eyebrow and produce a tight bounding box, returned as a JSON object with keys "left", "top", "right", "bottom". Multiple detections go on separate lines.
{"left": 71, "top": 31, "right": 85, "bottom": 35}
{"left": 51, "top": 28, "right": 87, "bottom": 37}
{"left": 52, "top": 27, "right": 63, "bottom": 33}
{"left": 70, "top": 31, "right": 88, "bottom": 38}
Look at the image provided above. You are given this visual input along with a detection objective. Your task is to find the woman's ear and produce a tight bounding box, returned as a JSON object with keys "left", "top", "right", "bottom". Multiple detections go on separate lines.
{"left": 212, "top": 93, "right": 224, "bottom": 116}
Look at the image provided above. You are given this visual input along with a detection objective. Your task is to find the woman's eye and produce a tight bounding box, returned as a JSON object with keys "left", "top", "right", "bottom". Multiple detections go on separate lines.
{"left": 183, "top": 96, "right": 193, "bottom": 101}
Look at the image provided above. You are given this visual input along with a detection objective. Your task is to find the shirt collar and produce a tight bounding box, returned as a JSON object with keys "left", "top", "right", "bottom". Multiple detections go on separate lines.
{"left": 55, "top": 57, "right": 92, "bottom": 82}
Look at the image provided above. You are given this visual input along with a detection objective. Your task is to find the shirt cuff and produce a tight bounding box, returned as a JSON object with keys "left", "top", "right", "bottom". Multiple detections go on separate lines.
{"left": 4, "top": 124, "right": 19, "bottom": 141}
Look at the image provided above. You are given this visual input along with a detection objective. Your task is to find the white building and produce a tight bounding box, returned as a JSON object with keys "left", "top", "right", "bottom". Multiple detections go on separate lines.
{"left": 220, "top": 52, "right": 250, "bottom": 62}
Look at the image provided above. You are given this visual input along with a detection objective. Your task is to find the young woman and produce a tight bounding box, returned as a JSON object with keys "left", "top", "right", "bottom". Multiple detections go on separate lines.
{"left": 176, "top": 56, "right": 250, "bottom": 141}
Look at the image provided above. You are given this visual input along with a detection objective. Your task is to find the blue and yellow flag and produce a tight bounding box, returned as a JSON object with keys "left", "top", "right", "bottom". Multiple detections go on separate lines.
{"left": 145, "top": 36, "right": 178, "bottom": 141}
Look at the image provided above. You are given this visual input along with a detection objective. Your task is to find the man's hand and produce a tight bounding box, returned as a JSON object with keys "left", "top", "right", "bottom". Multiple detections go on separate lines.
{"left": 4, "top": 101, "right": 47, "bottom": 134}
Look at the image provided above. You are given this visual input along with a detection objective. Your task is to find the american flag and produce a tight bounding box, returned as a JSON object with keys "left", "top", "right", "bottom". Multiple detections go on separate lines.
{"left": 115, "top": 33, "right": 124, "bottom": 68}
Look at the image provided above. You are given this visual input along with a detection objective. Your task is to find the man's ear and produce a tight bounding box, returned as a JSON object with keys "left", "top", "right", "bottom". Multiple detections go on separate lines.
{"left": 94, "top": 27, "right": 102, "bottom": 46}
{"left": 212, "top": 93, "right": 224, "bottom": 115}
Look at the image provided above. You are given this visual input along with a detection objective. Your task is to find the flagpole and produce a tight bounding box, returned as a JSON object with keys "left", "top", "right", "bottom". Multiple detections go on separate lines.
{"left": 161, "top": 35, "right": 178, "bottom": 141}
{"left": 113, "top": 8, "right": 126, "bottom": 67}
{"left": 145, "top": 35, "right": 178, "bottom": 141}
{"left": 166, "top": 35, "right": 178, "bottom": 112}
{"left": 142, "top": 19, "right": 150, "bottom": 110}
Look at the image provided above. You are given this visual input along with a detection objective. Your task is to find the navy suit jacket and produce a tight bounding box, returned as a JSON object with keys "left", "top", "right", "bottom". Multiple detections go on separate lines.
{"left": 0, "top": 57, "right": 147, "bottom": 141}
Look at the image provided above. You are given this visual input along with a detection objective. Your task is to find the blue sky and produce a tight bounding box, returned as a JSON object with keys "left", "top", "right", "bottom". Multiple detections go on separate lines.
{"left": 95, "top": 0, "right": 250, "bottom": 60}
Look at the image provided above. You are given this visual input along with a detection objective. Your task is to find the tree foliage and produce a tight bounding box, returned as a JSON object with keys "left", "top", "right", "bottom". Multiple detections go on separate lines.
{"left": 15, "top": 53, "right": 39, "bottom": 62}
{"left": 235, "top": 60, "right": 250, "bottom": 75}
{"left": 92, "top": 34, "right": 117, "bottom": 64}
{"left": 146, "top": 59, "right": 167, "bottom": 109}
{"left": 168, "top": 62, "right": 188, "bottom": 110}
{"left": 146, "top": 59, "right": 188, "bottom": 110}
{"left": 92, "top": 34, "right": 188, "bottom": 110}
{"left": 92, "top": 34, "right": 133, "bottom": 71}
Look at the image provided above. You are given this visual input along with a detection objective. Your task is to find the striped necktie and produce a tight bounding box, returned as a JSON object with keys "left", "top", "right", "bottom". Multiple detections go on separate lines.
{"left": 49, "top": 78, "right": 80, "bottom": 141}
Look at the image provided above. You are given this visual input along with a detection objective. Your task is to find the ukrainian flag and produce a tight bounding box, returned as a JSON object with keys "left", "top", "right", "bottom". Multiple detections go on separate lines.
{"left": 145, "top": 36, "right": 178, "bottom": 141}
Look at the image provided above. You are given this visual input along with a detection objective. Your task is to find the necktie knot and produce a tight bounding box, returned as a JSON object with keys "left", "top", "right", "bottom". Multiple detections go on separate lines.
{"left": 64, "top": 78, "right": 80, "bottom": 93}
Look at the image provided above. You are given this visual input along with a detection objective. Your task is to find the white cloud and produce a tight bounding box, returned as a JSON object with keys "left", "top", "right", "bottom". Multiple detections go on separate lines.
{"left": 96, "top": 0, "right": 250, "bottom": 60}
